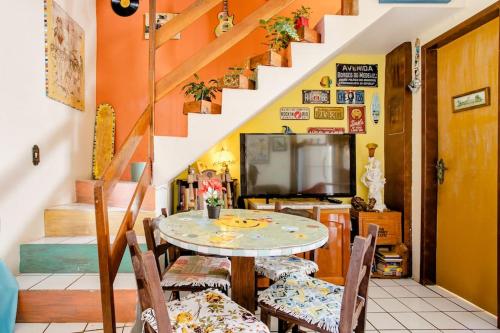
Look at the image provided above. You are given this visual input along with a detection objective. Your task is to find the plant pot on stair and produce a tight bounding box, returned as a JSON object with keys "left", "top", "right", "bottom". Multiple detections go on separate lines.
{"left": 182, "top": 74, "right": 222, "bottom": 115}
{"left": 219, "top": 67, "right": 255, "bottom": 90}
{"left": 249, "top": 16, "right": 300, "bottom": 70}
{"left": 292, "top": 6, "right": 320, "bottom": 43}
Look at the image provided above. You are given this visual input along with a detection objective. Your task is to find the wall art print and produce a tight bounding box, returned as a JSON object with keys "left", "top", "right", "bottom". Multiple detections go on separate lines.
{"left": 280, "top": 107, "right": 310, "bottom": 120}
{"left": 45, "top": 0, "right": 85, "bottom": 111}
{"left": 348, "top": 106, "right": 366, "bottom": 134}
{"left": 144, "top": 13, "right": 180, "bottom": 40}
{"left": 336, "top": 90, "right": 365, "bottom": 104}
{"left": 313, "top": 106, "right": 344, "bottom": 120}
{"left": 302, "top": 90, "right": 330, "bottom": 104}
{"left": 307, "top": 127, "right": 345, "bottom": 134}
{"left": 336, "top": 63, "right": 378, "bottom": 87}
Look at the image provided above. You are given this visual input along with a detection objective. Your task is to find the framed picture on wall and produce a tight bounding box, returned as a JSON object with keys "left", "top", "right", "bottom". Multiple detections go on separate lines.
{"left": 452, "top": 87, "right": 490, "bottom": 113}
{"left": 271, "top": 137, "right": 287, "bottom": 151}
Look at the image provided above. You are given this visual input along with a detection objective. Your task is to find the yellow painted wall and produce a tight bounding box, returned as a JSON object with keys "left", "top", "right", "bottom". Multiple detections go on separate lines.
{"left": 436, "top": 18, "right": 498, "bottom": 315}
{"left": 181, "top": 54, "right": 386, "bottom": 202}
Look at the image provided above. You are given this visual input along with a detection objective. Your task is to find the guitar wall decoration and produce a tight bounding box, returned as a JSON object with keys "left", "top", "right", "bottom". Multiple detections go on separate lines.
{"left": 215, "top": 0, "right": 235, "bottom": 37}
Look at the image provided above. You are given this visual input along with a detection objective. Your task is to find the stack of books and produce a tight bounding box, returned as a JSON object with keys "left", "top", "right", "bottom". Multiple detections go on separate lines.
{"left": 375, "top": 247, "right": 403, "bottom": 276}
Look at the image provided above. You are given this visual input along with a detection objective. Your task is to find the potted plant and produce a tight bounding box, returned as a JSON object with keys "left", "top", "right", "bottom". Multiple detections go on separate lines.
{"left": 219, "top": 67, "right": 255, "bottom": 90}
{"left": 292, "top": 6, "right": 311, "bottom": 29}
{"left": 291, "top": 6, "right": 321, "bottom": 43}
{"left": 249, "top": 16, "right": 299, "bottom": 69}
{"left": 182, "top": 74, "right": 222, "bottom": 115}
{"left": 198, "top": 178, "right": 225, "bottom": 219}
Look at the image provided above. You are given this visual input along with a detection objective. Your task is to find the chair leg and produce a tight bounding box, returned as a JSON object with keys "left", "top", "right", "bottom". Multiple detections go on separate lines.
{"left": 278, "top": 318, "right": 287, "bottom": 333}
{"left": 260, "top": 308, "right": 271, "bottom": 328}
{"left": 354, "top": 307, "right": 367, "bottom": 333}
{"left": 292, "top": 325, "right": 299, "bottom": 333}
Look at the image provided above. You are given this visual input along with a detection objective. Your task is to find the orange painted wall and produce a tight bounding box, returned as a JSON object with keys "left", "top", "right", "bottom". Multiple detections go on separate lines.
{"left": 96, "top": 0, "right": 341, "bottom": 170}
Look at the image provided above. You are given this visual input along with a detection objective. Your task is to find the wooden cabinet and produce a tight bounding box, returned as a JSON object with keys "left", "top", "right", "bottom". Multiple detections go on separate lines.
{"left": 248, "top": 200, "right": 351, "bottom": 285}
{"left": 315, "top": 209, "right": 350, "bottom": 285}
{"left": 355, "top": 211, "right": 402, "bottom": 245}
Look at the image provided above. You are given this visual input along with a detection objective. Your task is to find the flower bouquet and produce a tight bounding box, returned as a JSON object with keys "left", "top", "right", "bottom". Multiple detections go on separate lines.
{"left": 198, "top": 178, "right": 225, "bottom": 219}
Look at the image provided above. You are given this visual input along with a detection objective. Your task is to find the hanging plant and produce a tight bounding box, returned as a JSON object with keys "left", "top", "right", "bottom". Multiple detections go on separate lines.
{"left": 292, "top": 6, "right": 312, "bottom": 29}
{"left": 182, "top": 74, "right": 221, "bottom": 102}
{"left": 259, "top": 16, "right": 300, "bottom": 52}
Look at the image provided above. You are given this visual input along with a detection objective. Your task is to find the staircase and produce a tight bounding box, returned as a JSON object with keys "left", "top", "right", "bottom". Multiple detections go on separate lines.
{"left": 153, "top": 0, "right": 465, "bottom": 186}
{"left": 15, "top": 180, "right": 155, "bottom": 323}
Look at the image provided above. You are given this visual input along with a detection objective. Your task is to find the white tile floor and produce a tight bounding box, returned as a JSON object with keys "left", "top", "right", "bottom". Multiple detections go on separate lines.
{"left": 14, "top": 279, "right": 499, "bottom": 333}
{"left": 16, "top": 273, "right": 137, "bottom": 291}
{"left": 26, "top": 236, "right": 146, "bottom": 245}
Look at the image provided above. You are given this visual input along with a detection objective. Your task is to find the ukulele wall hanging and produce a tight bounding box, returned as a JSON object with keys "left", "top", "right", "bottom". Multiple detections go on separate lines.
{"left": 111, "top": 0, "right": 139, "bottom": 17}
{"left": 215, "top": 0, "right": 235, "bottom": 37}
{"left": 408, "top": 38, "right": 421, "bottom": 93}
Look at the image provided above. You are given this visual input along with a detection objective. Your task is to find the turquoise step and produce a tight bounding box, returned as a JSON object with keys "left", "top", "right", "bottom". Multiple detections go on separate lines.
{"left": 20, "top": 237, "right": 147, "bottom": 273}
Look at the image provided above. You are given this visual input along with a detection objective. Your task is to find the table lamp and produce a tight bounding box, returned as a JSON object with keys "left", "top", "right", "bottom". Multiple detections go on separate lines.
{"left": 213, "top": 147, "right": 234, "bottom": 173}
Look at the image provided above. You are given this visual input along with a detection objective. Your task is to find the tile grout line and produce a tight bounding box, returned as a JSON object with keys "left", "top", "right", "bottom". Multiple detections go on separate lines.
{"left": 28, "top": 273, "right": 54, "bottom": 290}
{"left": 65, "top": 273, "right": 86, "bottom": 290}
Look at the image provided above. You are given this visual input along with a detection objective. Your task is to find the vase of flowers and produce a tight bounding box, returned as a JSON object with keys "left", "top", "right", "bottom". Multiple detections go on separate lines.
{"left": 198, "top": 178, "right": 225, "bottom": 219}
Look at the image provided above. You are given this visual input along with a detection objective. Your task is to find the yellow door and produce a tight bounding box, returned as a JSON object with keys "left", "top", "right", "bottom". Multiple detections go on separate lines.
{"left": 437, "top": 18, "right": 498, "bottom": 315}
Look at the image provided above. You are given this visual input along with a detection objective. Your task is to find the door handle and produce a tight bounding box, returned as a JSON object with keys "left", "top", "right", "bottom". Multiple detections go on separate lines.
{"left": 436, "top": 158, "right": 449, "bottom": 185}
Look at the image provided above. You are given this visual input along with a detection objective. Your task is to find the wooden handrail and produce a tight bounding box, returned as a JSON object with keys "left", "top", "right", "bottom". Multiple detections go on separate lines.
{"left": 155, "top": 0, "right": 296, "bottom": 102}
{"left": 110, "top": 158, "right": 152, "bottom": 279}
{"left": 341, "top": 0, "right": 358, "bottom": 15}
{"left": 156, "top": 0, "right": 223, "bottom": 48}
{"left": 95, "top": 2, "right": 158, "bottom": 331}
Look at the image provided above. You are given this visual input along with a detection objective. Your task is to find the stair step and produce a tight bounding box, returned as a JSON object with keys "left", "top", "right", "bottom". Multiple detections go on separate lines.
{"left": 20, "top": 237, "right": 147, "bottom": 273}
{"left": 16, "top": 273, "right": 136, "bottom": 323}
{"left": 44, "top": 203, "right": 154, "bottom": 237}
{"left": 76, "top": 179, "right": 156, "bottom": 210}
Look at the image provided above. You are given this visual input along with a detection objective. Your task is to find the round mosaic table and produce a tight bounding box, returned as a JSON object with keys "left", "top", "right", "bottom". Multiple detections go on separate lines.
{"left": 158, "top": 209, "right": 329, "bottom": 312}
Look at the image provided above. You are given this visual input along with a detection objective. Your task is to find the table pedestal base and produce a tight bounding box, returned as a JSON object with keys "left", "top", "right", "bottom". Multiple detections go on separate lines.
{"left": 231, "top": 257, "right": 256, "bottom": 313}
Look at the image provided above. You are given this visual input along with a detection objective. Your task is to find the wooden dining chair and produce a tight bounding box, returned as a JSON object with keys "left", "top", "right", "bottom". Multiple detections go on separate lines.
{"left": 254, "top": 202, "right": 321, "bottom": 282}
{"left": 127, "top": 230, "right": 271, "bottom": 333}
{"left": 141, "top": 218, "right": 231, "bottom": 298}
{"left": 258, "top": 223, "right": 379, "bottom": 333}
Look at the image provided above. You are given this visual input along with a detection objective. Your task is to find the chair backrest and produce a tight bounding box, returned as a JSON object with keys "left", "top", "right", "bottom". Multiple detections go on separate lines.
{"left": 126, "top": 230, "right": 173, "bottom": 333}
{"left": 274, "top": 201, "right": 321, "bottom": 221}
{"left": 339, "top": 223, "right": 378, "bottom": 333}
{"left": 143, "top": 217, "right": 163, "bottom": 278}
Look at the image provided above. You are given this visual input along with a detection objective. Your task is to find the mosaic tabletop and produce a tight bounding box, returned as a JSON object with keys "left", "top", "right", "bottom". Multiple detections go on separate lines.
{"left": 158, "top": 209, "right": 329, "bottom": 257}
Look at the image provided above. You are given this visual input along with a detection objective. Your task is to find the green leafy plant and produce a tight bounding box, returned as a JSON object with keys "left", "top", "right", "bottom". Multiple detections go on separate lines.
{"left": 182, "top": 74, "right": 221, "bottom": 102}
{"left": 259, "top": 16, "right": 300, "bottom": 52}
{"left": 292, "top": 6, "right": 312, "bottom": 20}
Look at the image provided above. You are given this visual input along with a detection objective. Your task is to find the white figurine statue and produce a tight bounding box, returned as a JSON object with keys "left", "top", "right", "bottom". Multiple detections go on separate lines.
{"left": 361, "top": 143, "right": 386, "bottom": 212}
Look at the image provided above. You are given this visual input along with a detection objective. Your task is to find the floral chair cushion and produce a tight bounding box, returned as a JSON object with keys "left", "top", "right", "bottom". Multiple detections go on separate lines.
{"left": 255, "top": 255, "right": 318, "bottom": 281}
{"left": 162, "top": 256, "right": 231, "bottom": 289}
{"left": 167, "top": 289, "right": 270, "bottom": 333}
{"left": 258, "top": 273, "right": 347, "bottom": 333}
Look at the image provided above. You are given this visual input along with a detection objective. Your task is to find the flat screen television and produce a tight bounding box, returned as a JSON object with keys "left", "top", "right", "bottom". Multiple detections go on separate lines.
{"left": 240, "top": 133, "right": 356, "bottom": 198}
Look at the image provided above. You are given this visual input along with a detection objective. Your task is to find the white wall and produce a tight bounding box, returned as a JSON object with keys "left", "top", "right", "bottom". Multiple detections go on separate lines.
{"left": 0, "top": 0, "right": 96, "bottom": 273}
{"left": 411, "top": 0, "right": 498, "bottom": 281}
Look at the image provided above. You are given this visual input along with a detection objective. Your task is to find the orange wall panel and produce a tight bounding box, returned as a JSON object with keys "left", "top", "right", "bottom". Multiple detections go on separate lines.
{"left": 96, "top": 0, "right": 341, "bottom": 169}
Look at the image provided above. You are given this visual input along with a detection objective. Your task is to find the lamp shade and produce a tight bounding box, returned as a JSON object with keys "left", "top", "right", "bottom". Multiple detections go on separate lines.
{"left": 213, "top": 147, "right": 234, "bottom": 167}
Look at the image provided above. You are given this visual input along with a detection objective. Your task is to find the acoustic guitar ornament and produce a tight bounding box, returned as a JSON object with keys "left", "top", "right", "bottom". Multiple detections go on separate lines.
{"left": 215, "top": 0, "right": 235, "bottom": 37}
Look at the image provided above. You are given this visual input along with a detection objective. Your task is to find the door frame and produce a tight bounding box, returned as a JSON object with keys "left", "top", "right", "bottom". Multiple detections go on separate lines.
{"left": 420, "top": 2, "right": 499, "bottom": 323}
